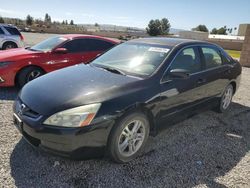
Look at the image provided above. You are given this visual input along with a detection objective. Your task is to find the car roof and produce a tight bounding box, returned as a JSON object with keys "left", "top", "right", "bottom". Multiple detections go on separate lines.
{"left": 60, "top": 34, "right": 120, "bottom": 44}
{"left": 128, "top": 37, "right": 215, "bottom": 48}
{"left": 0, "top": 23, "right": 17, "bottom": 28}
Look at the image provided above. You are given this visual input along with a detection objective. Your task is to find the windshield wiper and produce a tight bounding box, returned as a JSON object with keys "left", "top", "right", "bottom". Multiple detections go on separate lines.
{"left": 100, "top": 66, "right": 127, "bottom": 76}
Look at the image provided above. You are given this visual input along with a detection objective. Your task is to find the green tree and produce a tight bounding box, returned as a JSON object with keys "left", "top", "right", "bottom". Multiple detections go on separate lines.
{"left": 26, "top": 15, "right": 33, "bottom": 26}
{"left": 192, "top": 25, "right": 209, "bottom": 32}
{"left": 146, "top": 19, "right": 162, "bottom": 36}
{"left": 217, "top": 27, "right": 227, "bottom": 35}
{"left": 44, "top": 13, "right": 51, "bottom": 23}
{"left": 0, "top": 16, "right": 4, "bottom": 23}
{"left": 160, "top": 18, "right": 171, "bottom": 34}
{"left": 210, "top": 28, "right": 218, "bottom": 34}
{"left": 94, "top": 23, "right": 99, "bottom": 27}
{"left": 65, "top": 20, "right": 68, "bottom": 25}
{"left": 70, "top": 20, "right": 74, "bottom": 25}
{"left": 146, "top": 18, "right": 171, "bottom": 36}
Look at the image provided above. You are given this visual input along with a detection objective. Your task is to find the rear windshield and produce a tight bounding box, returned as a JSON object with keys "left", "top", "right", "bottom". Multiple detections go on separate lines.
{"left": 4, "top": 26, "right": 21, "bottom": 36}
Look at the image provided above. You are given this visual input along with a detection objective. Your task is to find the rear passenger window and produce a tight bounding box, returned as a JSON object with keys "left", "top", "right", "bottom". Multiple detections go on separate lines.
{"left": 201, "top": 47, "right": 222, "bottom": 69}
{"left": 62, "top": 39, "right": 88, "bottom": 53}
{"left": 169, "top": 47, "right": 201, "bottom": 74}
{"left": 4, "top": 27, "right": 21, "bottom": 36}
{"left": 86, "top": 39, "right": 114, "bottom": 51}
{"left": 0, "top": 28, "right": 4, "bottom": 34}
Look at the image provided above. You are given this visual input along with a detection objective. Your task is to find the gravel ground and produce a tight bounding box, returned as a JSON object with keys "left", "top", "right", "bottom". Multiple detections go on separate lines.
{"left": 0, "top": 68, "right": 250, "bottom": 188}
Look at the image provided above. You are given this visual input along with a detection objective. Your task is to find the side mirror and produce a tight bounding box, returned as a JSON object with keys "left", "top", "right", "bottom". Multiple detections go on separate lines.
{"left": 168, "top": 69, "right": 190, "bottom": 79}
{"left": 54, "top": 48, "right": 68, "bottom": 54}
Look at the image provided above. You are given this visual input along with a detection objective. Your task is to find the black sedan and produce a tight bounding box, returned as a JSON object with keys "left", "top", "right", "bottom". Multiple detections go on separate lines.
{"left": 13, "top": 38, "right": 241, "bottom": 163}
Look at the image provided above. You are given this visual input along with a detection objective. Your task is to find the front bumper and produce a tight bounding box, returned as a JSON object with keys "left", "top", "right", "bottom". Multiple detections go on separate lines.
{"left": 0, "top": 76, "right": 4, "bottom": 83}
{"left": 13, "top": 108, "right": 115, "bottom": 159}
{"left": 0, "top": 67, "right": 15, "bottom": 86}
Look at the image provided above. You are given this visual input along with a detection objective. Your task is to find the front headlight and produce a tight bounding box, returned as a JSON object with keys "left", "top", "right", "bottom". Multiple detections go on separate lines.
{"left": 43, "top": 103, "right": 101, "bottom": 127}
{"left": 0, "top": 61, "right": 13, "bottom": 68}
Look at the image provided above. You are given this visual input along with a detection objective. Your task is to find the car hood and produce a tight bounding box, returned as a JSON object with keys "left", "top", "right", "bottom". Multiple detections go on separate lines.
{"left": 0, "top": 48, "right": 43, "bottom": 61}
{"left": 19, "top": 64, "right": 142, "bottom": 116}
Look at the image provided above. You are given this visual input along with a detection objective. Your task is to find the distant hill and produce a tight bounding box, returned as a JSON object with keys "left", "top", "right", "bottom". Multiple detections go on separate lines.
{"left": 170, "top": 28, "right": 186, "bottom": 35}
{"left": 79, "top": 23, "right": 185, "bottom": 35}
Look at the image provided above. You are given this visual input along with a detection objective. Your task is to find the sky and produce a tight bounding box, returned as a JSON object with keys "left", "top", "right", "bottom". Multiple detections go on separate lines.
{"left": 0, "top": 0, "right": 249, "bottom": 30}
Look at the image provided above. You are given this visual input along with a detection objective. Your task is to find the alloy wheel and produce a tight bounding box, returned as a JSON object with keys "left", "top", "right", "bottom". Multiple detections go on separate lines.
{"left": 27, "top": 70, "right": 42, "bottom": 82}
{"left": 5, "top": 44, "right": 15, "bottom": 50}
{"left": 222, "top": 86, "right": 233, "bottom": 110}
{"left": 118, "top": 120, "right": 146, "bottom": 157}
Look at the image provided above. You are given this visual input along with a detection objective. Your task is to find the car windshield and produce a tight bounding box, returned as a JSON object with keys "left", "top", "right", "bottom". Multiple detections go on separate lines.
{"left": 91, "top": 43, "right": 170, "bottom": 77}
{"left": 30, "top": 36, "right": 67, "bottom": 52}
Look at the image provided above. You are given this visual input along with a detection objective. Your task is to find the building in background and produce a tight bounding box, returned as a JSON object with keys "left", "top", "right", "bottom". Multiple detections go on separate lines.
{"left": 240, "top": 24, "right": 250, "bottom": 67}
{"left": 179, "top": 30, "right": 209, "bottom": 40}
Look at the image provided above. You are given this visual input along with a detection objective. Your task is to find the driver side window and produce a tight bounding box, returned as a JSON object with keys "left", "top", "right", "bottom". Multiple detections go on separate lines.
{"left": 169, "top": 47, "right": 201, "bottom": 73}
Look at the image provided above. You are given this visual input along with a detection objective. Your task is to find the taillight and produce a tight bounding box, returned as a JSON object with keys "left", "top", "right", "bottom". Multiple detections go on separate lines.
{"left": 20, "top": 34, "right": 24, "bottom": 41}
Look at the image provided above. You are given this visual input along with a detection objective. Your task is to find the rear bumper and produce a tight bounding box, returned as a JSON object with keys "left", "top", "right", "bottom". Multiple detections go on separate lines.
{"left": 13, "top": 113, "right": 115, "bottom": 159}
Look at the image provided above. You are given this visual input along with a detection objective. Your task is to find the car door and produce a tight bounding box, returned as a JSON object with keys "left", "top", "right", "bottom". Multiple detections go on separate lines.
{"left": 49, "top": 38, "right": 115, "bottom": 70}
{"left": 159, "top": 46, "right": 207, "bottom": 121}
{"left": 198, "top": 45, "right": 230, "bottom": 98}
{"left": 45, "top": 39, "right": 89, "bottom": 70}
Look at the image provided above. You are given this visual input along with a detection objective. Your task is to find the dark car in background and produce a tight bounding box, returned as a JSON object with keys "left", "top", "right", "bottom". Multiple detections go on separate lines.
{"left": 0, "top": 34, "right": 119, "bottom": 87}
{"left": 13, "top": 38, "right": 241, "bottom": 163}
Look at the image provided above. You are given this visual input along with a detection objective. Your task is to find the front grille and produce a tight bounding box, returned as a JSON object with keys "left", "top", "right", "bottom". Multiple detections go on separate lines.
{"left": 17, "top": 98, "right": 40, "bottom": 119}
{"left": 23, "top": 108, "right": 40, "bottom": 118}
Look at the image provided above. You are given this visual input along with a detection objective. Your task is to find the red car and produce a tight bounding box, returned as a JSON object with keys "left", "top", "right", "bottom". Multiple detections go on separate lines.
{"left": 0, "top": 34, "right": 119, "bottom": 87}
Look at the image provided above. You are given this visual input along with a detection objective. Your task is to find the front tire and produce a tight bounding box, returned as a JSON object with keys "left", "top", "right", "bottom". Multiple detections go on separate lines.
{"left": 216, "top": 84, "right": 234, "bottom": 113}
{"left": 108, "top": 112, "right": 150, "bottom": 163}
{"left": 17, "top": 67, "right": 44, "bottom": 87}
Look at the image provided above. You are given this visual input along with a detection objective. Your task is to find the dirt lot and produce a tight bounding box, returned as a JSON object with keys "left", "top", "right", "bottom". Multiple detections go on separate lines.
{"left": 21, "top": 32, "right": 58, "bottom": 46}
{"left": 0, "top": 68, "right": 250, "bottom": 187}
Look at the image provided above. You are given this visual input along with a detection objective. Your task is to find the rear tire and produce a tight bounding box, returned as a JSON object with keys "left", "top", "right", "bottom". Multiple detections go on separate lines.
{"left": 108, "top": 112, "right": 150, "bottom": 163}
{"left": 216, "top": 84, "right": 234, "bottom": 113}
{"left": 17, "top": 67, "right": 44, "bottom": 87}
{"left": 2, "top": 42, "right": 18, "bottom": 50}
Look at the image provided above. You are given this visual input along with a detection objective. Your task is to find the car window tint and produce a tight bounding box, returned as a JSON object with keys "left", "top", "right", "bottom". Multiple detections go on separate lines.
{"left": 86, "top": 39, "right": 114, "bottom": 51}
{"left": 201, "top": 47, "right": 222, "bottom": 69}
{"left": 169, "top": 47, "right": 201, "bottom": 74}
{"left": 4, "top": 26, "right": 21, "bottom": 36}
{"left": 62, "top": 39, "right": 88, "bottom": 53}
{"left": 0, "top": 27, "right": 4, "bottom": 34}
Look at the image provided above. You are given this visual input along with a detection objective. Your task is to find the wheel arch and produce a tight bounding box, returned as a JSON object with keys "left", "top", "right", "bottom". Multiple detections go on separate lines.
{"left": 229, "top": 81, "right": 237, "bottom": 94}
{"left": 111, "top": 103, "right": 157, "bottom": 136}
{"left": 14, "top": 65, "right": 46, "bottom": 86}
